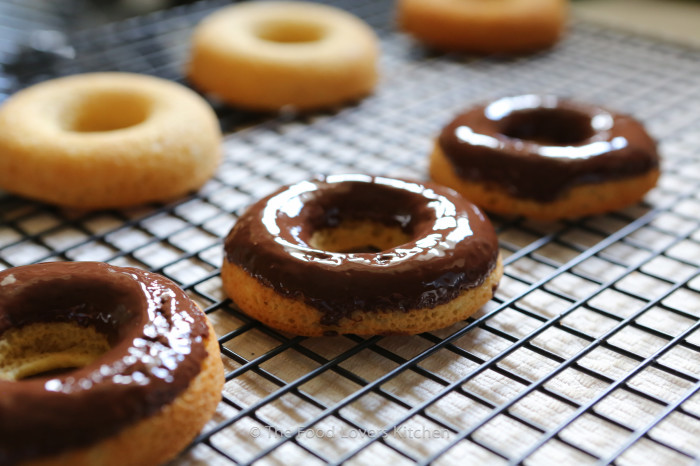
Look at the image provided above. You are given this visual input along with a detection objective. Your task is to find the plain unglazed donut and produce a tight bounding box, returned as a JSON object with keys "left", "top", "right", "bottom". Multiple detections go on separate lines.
{"left": 430, "top": 95, "right": 660, "bottom": 220}
{"left": 397, "top": 0, "right": 568, "bottom": 54}
{"left": 0, "top": 72, "right": 221, "bottom": 209}
{"left": 0, "top": 262, "right": 224, "bottom": 466}
{"left": 187, "top": 1, "right": 379, "bottom": 111}
{"left": 222, "top": 175, "right": 503, "bottom": 336}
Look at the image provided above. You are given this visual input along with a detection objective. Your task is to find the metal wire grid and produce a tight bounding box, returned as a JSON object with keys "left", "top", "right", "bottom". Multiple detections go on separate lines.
{"left": 1, "top": 0, "right": 700, "bottom": 464}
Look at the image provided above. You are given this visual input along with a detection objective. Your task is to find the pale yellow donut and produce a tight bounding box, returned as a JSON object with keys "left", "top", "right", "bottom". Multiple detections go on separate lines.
{"left": 187, "top": 1, "right": 379, "bottom": 111}
{"left": 0, "top": 73, "right": 222, "bottom": 209}
{"left": 397, "top": 0, "right": 568, "bottom": 54}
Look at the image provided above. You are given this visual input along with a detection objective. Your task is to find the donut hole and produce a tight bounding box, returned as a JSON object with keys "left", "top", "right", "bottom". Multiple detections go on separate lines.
{"left": 255, "top": 20, "right": 326, "bottom": 43}
{"left": 309, "top": 220, "right": 412, "bottom": 253}
{"left": 66, "top": 92, "right": 151, "bottom": 132}
{"left": 499, "top": 108, "right": 595, "bottom": 145}
{"left": 0, "top": 322, "right": 110, "bottom": 381}
{"left": 0, "top": 273, "right": 143, "bottom": 382}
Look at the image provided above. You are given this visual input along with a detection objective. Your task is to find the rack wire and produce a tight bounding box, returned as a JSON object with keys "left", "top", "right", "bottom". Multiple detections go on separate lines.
{"left": 1, "top": 0, "right": 700, "bottom": 464}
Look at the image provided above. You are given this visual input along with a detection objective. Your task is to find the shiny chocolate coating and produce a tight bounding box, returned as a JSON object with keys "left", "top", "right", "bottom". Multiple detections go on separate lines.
{"left": 438, "top": 95, "right": 659, "bottom": 201}
{"left": 0, "top": 262, "right": 209, "bottom": 465}
{"left": 224, "top": 174, "right": 499, "bottom": 325}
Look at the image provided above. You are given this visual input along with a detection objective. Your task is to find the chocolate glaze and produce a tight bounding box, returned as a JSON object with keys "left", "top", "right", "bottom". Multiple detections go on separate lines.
{"left": 224, "top": 174, "right": 499, "bottom": 325}
{"left": 438, "top": 95, "right": 659, "bottom": 202}
{"left": 0, "top": 262, "right": 209, "bottom": 465}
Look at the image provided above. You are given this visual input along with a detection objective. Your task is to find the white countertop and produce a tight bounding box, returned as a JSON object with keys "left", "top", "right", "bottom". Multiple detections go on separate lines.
{"left": 573, "top": 0, "right": 700, "bottom": 48}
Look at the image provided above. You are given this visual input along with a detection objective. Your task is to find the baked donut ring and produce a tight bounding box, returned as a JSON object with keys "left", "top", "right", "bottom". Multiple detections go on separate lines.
{"left": 0, "top": 72, "right": 221, "bottom": 209}
{"left": 0, "top": 262, "right": 224, "bottom": 466}
{"left": 397, "top": 0, "right": 568, "bottom": 54}
{"left": 222, "top": 175, "right": 503, "bottom": 336}
{"left": 430, "top": 95, "right": 660, "bottom": 220}
{"left": 187, "top": 1, "right": 379, "bottom": 111}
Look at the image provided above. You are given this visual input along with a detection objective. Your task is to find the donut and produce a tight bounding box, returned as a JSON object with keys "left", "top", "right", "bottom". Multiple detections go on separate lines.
{"left": 397, "top": 0, "right": 568, "bottom": 54}
{"left": 222, "top": 174, "right": 503, "bottom": 336}
{"left": 0, "top": 72, "right": 222, "bottom": 209}
{"left": 430, "top": 95, "right": 660, "bottom": 220}
{"left": 187, "top": 1, "right": 379, "bottom": 111}
{"left": 0, "top": 262, "right": 224, "bottom": 466}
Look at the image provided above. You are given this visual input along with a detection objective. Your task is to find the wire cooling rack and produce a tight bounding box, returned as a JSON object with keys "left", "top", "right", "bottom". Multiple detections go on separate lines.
{"left": 1, "top": 1, "right": 700, "bottom": 464}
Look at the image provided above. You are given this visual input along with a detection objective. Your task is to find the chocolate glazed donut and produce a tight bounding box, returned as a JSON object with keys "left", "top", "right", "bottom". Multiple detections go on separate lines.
{"left": 0, "top": 262, "right": 224, "bottom": 466}
{"left": 431, "top": 95, "right": 660, "bottom": 220}
{"left": 222, "top": 174, "right": 503, "bottom": 336}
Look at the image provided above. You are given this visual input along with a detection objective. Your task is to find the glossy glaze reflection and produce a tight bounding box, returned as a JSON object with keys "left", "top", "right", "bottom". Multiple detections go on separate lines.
{"left": 0, "top": 262, "right": 209, "bottom": 465}
{"left": 225, "top": 174, "right": 499, "bottom": 325}
{"left": 439, "top": 95, "right": 659, "bottom": 201}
